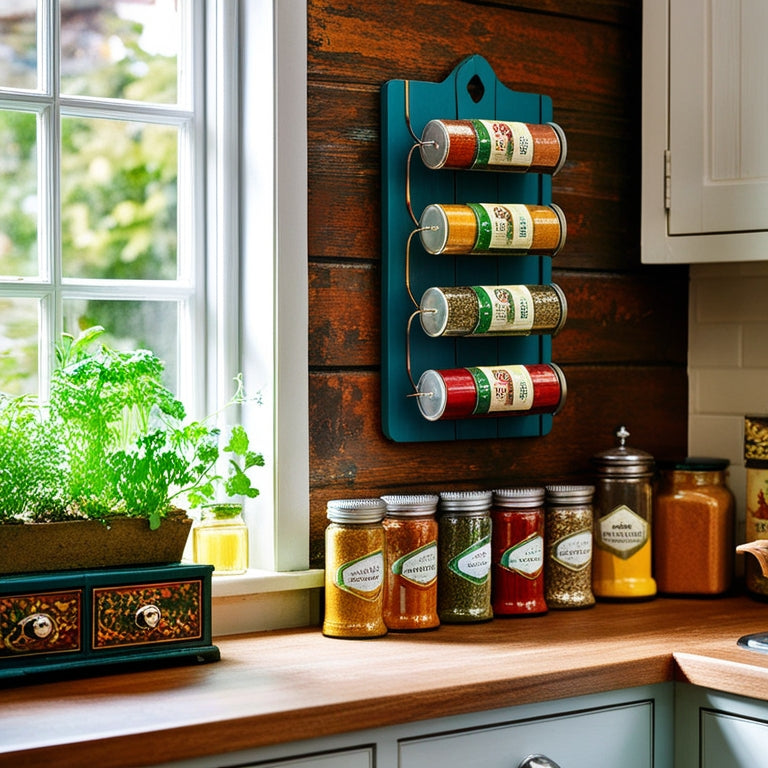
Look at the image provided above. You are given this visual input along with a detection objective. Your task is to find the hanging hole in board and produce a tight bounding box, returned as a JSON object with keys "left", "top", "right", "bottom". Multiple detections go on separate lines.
{"left": 466, "top": 74, "right": 485, "bottom": 103}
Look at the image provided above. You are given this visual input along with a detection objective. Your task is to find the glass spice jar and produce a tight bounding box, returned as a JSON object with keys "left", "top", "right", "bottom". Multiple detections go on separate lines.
{"left": 437, "top": 490, "right": 493, "bottom": 623}
{"left": 591, "top": 426, "right": 657, "bottom": 600}
{"left": 544, "top": 485, "right": 596, "bottom": 609}
{"left": 491, "top": 487, "right": 547, "bottom": 616}
{"left": 192, "top": 502, "right": 248, "bottom": 575}
{"left": 654, "top": 458, "right": 735, "bottom": 595}
{"left": 380, "top": 493, "right": 440, "bottom": 631}
{"left": 323, "top": 498, "right": 387, "bottom": 639}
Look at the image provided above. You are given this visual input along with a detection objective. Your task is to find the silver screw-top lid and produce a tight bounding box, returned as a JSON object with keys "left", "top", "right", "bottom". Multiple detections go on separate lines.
{"left": 592, "top": 426, "right": 655, "bottom": 477}
{"left": 439, "top": 489, "right": 493, "bottom": 513}
{"left": 381, "top": 493, "right": 439, "bottom": 517}
{"left": 416, "top": 369, "right": 448, "bottom": 421}
{"left": 545, "top": 484, "right": 595, "bottom": 505}
{"left": 326, "top": 498, "right": 386, "bottom": 524}
{"left": 419, "top": 119, "right": 453, "bottom": 169}
{"left": 493, "top": 487, "right": 546, "bottom": 509}
{"left": 418, "top": 203, "right": 452, "bottom": 255}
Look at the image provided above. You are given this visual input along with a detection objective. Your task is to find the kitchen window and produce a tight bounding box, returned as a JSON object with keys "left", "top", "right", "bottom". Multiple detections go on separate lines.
{"left": 0, "top": 0, "right": 315, "bottom": 633}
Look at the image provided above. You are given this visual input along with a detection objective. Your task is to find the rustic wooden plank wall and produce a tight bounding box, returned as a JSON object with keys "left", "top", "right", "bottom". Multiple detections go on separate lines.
{"left": 307, "top": 0, "right": 688, "bottom": 565}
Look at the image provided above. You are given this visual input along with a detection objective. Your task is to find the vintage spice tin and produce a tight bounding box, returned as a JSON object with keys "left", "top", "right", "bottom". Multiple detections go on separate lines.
{"left": 744, "top": 415, "right": 768, "bottom": 597}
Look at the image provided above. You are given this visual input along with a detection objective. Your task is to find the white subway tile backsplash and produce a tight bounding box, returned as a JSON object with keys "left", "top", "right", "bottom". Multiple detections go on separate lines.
{"left": 688, "top": 322, "right": 741, "bottom": 367}
{"left": 693, "top": 275, "right": 768, "bottom": 323}
{"left": 688, "top": 414, "right": 744, "bottom": 464}
{"left": 694, "top": 368, "right": 768, "bottom": 415}
{"left": 742, "top": 324, "right": 768, "bottom": 368}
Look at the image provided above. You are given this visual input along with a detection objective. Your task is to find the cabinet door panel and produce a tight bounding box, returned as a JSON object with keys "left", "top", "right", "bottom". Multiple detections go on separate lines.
{"left": 669, "top": 0, "right": 768, "bottom": 235}
{"left": 399, "top": 701, "right": 653, "bottom": 768}
{"left": 701, "top": 710, "right": 768, "bottom": 767}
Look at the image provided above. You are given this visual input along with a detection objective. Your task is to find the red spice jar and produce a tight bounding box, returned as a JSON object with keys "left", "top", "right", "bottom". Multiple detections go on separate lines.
{"left": 415, "top": 363, "right": 566, "bottom": 422}
{"left": 380, "top": 494, "right": 440, "bottom": 631}
{"left": 491, "top": 487, "right": 547, "bottom": 616}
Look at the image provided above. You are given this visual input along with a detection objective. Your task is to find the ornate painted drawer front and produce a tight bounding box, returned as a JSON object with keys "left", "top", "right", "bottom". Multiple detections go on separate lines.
{"left": 0, "top": 564, "right": 218, "bottom": 684}
{"left": 93, "top": 579, "right": 203, "bottom": 649}
{"left": 0, "top": 590, "right": 82, "bottom": 657}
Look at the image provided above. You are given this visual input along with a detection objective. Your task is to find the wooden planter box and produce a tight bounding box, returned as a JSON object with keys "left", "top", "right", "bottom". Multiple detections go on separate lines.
{"left": 0, "top": 511, "right": 192, "bottom": 575}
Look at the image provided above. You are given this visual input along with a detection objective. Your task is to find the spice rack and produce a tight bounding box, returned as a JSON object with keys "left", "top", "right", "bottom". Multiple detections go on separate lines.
{"left": 381, "top": 55, "right": 566, "bottom": 443}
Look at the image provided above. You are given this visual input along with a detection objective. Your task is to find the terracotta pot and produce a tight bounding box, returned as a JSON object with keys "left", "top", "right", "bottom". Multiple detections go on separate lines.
{"left": 0, "top": 510, "right": 192, "bottom": 575}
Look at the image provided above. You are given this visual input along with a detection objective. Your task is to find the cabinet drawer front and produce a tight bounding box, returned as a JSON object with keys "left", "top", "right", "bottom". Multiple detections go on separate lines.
{"left": 93, "top": 579, "right": 203, "bottom": 649}
{"left": 0, "top": 589, "right": 82, "bottom": 657}
{"left": 245, "top": 747, "right": 373, "bottom": 767}
{"left": 399, "top": 701, "right": 653, "bottom": 768}
{"left": 701, "top": 709, "right": 768, "bottom": 767}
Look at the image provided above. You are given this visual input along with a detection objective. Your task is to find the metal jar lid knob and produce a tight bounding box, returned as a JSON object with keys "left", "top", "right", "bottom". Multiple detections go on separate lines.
{"left": 592, "top": 425, "right": 655, "bottom": 477}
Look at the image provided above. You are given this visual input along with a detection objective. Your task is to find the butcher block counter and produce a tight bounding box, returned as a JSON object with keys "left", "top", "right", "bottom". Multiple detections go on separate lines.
{"left": 4, "top": 595, "right": 768, "bottom": 768}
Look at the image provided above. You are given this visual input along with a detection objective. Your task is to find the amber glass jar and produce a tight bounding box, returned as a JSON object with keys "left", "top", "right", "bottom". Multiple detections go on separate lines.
{"left": 654, "top": 458, "right": 735, "bottom": 595}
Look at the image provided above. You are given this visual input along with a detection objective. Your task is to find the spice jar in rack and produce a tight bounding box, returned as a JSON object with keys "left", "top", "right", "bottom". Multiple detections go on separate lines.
{"left": 591, "top": 426, "right": 657, "bottom": 600}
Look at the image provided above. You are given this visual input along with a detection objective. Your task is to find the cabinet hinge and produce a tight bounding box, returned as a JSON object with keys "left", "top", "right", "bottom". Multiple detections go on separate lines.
{"left": 664, "top": 149, "right": 671, "bottom": 211}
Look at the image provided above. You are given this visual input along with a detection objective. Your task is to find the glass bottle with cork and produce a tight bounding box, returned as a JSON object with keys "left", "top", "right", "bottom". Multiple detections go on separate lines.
{"left": 591, "top": 426, "right": 657, "bottom": 600}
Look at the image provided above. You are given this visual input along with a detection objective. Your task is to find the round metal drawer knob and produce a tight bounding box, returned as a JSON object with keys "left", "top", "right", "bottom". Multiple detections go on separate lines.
{"left": 517, "top": 756, "right": 563, "bottom": 768}
{"left": 135, "top": 604, "right": 162, "bottom": 629}
{"left": 20, "top": 613, "right": 56, "bottom": 640}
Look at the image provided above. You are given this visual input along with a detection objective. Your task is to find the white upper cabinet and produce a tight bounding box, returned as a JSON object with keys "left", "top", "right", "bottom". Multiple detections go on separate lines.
{"left": 642, "top": 0, "right": 768, "bottom": 263}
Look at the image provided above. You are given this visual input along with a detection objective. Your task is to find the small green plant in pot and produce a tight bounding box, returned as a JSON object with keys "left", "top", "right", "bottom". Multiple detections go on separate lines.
{"left": 0, "top": 326, "right": 263, "bottom": 575}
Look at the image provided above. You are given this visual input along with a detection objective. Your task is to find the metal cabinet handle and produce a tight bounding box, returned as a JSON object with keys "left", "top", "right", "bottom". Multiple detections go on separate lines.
{"left": 517, "top": 756, "right": 563, "bottom": 768}
{"left": 19, "top": 613, "right": 56, "bottom": 639}
{"left": 135, "top": 604, "right": 162, "bottom": 629}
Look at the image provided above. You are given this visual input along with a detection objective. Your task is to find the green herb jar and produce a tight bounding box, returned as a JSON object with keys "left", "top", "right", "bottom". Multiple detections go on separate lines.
{"left": 437, "top": 490, "right": 493, "bottom": 623}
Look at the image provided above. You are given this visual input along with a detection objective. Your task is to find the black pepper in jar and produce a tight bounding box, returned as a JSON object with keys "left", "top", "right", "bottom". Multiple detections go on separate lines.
{"left": 544, "top": 485, "right": 596, "bottom": 609}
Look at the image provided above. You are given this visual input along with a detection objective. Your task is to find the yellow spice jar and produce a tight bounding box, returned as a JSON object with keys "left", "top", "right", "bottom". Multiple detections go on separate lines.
{"left": 654, "top": 458, "right": 734, "bottom": 595}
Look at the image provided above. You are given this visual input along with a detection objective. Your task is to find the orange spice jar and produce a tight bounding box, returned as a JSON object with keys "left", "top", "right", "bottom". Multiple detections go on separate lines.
{"left": 653, "top": 458, "right": 735, "bottom": 595}
{"left": 380, "top": 494, "right": 440, "bottom": 631}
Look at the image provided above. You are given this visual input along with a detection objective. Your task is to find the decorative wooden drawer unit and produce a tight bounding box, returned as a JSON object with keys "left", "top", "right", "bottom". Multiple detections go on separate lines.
{"left": 0, "top": 563, "right": 219, "bottom": 683}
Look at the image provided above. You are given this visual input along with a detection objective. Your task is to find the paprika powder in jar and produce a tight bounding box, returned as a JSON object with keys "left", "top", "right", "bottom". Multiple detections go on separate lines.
{"left": 323, "top": 498, "right": 387, "bottom": 639}
{"left": 654, "top": 458, "right": 734, "bottom": 595}
{"left": 491, "top": 487, "right": 547, "bottom": 616}
{"left": 437, "top": 490, "right": 493, "bottom": 623}
{"left": 380, "top": 494, "right": 440, "bottom": 631}
{"left": 592, "top": 426, "right": 657, "bottom": 600}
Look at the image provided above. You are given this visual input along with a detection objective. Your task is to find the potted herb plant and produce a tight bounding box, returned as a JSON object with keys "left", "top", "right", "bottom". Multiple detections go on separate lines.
{"left": 0, "top": 326, "right": 263, "bottom": 575}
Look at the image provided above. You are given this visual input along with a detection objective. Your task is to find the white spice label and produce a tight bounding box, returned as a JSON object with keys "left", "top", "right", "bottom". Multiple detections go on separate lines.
{"left": 552, "top": 529, "right": 592, "bottom": 571}
{"left": 448, "top": 535, "right": 491, "bottom": 585}
{"left": 469, "top": 365, "right": 535, "bottom": 414}
{"left": 500, "top": 533, "right": 544, "bottom": 578}
{"left": 473, "top": 120, "right": 534, "bottom": 169}
{"left": 470, "top": 203, "right": 534, "bottom": 252}
{"left": 336, "top": 550, "right": 384, "bottom": 600}
{"left": 392, "top": 542, "right": 438, "bottom": 586}
{"left": 596, "top": 504, "right": 648, "bottom": 559}
{"left": 472, "top": 285, "right": 534, "bottom": 334}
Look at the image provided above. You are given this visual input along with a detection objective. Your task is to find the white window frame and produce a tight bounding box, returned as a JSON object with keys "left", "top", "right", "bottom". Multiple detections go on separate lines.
{"left": 208, "top": 0, "right": 321, "bottom": 635}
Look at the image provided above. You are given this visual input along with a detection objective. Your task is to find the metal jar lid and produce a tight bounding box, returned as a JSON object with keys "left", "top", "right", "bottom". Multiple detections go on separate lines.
{"left": 381, "top": 493, "right": 439, "bottom": 517}
{"left": 439, "top": 489, "right": 493, "bottom": 513}
{"left": 545, "top": 484, "right": 595, "bottom": 505}
{"left": 493, "top": 487, "right": 546, "bottom": 509}
{"left": 419, "top": 119, "right": 454, "bottom": 169}
{"left": 418, "top": 203, "right": 454, "bottom": 255}
{"left": 326, "top": 498, "right": 386, "bottom": 524}
{"left": 592, "top": 426, "right": 654, "bottom": 477}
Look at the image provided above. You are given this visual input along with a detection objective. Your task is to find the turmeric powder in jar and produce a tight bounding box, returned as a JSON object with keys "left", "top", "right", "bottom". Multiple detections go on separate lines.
{"left": 381, "top": 494, "right": 440, "bottom": 631}
{"left": 323, "top": 498, "right": 387, "bottom": 639}
{"left": 653, "top": 458, "right": 735, "bottom": 595}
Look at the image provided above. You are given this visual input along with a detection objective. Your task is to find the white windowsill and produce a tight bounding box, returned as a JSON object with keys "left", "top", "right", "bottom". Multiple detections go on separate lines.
{"left": 211, "top": 567, "right": 324, "bottom": 597}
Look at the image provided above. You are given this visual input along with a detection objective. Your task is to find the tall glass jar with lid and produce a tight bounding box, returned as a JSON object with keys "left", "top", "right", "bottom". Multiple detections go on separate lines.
{"left": 437, "top": 490, "right": 493, "bottom": 623}
{"left": 323, "top": 498, "right": 387, "bottom": 639}
{"left": 381, "top": 494, "right": 440, "bottom": 631}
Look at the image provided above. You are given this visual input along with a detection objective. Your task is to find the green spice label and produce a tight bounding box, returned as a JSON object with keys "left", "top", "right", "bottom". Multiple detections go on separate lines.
{"left": 448, "top": 535, "right": 491, "bottom": 585}
{"left": 469, "top": 365, "right": 534, "bottom": 414}
{"left": 500, "top": 533, "right": 544, "bottom": 579}
{"left": 469, "top": 203, "right": 534, "bottom": 252}
{"left": 596, "top": 504, "right": 648, "bottom": 559}
{"left": 471, "top": 120, "right": 533, "bottom": 169}
{"left": 392, "top": 541, "right": 437, "bottom": 586}
{"left": 335, "top": 550, "right": 384, "bottom": 601}
{"left": 552, "top": 529, "right": 592, "bottom": 572}
{"left": 472, "top": 285, "right": 534, "bottom": 334}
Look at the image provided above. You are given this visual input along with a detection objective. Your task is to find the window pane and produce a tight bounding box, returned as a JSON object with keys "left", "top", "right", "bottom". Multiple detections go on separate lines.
{"left": 60, "top": 0, "right": 179, "bottom": 104}
{"left": 63, "top": 299, "right": 178, "bottom": 391}
{"left": 61, "top": 116, "right": 178, "bottom": 280}
{"left": 0, "top": 109, "right": 38, "bottom": 277}
{"left": 0, "top": 297, "right": 38, "bottom": 395}
{"left": 0, "top": 2, "right": 37, "bottom": 91}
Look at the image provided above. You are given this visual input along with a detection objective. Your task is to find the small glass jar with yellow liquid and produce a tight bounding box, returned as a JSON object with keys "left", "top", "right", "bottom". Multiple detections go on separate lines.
{"left": 193, "top": 502, "right": 248, "bottom": 575}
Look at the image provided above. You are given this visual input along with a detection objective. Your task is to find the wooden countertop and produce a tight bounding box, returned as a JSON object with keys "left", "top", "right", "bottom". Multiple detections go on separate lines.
{"left": 4, "top": 595, "right": 768, "bottom": 768}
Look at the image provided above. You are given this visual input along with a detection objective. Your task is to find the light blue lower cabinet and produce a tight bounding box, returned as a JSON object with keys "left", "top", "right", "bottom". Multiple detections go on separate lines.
{"left": 156, "top": 684, "right": 674, "bottom": 768}
{"left": 675, "top": 684, "right": 768, "bottom": 768}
